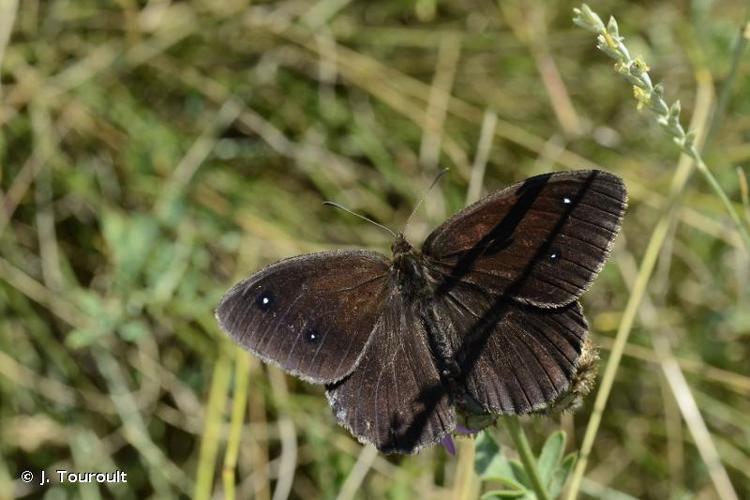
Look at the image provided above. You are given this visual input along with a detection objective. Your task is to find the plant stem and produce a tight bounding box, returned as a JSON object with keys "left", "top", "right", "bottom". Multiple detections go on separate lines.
{"left": 502, "top": 416, "right": 550, "bottom": 500}
{"left": 707, "top": 18, "right": 750, "bottom": 142}
{"left": 223, "top": 348, "right": 251, "bottom": 500}
{"left": 690, "top": 152, "right": 750, "bottom": 250}
{"left": 453, "top": 437, "right": 480, "bottom": 500}
{"left": 565, "top": 210, "right": 673, "bottom": 500}
{"left": 194, "top": 352, "right": 232, "bottom": 500}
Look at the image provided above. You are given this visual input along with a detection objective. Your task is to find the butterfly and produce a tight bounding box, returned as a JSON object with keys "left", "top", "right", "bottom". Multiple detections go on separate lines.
{"left": 216, "top": 170, "right": 627, "bottom": 454}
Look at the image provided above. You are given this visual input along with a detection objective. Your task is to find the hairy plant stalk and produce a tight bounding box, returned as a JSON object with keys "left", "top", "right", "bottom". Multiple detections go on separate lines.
{"left": 502, "top": 416, "right": 550, "bottom": 500}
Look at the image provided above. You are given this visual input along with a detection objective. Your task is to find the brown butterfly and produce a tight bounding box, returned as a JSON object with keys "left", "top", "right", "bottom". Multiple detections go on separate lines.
{"left": 216, "top": 170, "right": 627, "bottom": 453}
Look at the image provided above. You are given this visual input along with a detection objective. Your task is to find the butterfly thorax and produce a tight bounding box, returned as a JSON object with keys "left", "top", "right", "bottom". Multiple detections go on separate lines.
{"left": 391, "top": 234, "right": 431, "bottom": 300}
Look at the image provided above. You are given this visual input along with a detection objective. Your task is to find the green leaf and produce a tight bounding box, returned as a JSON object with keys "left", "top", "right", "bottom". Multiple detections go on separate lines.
{"left": 509, "top": 459, "right": 531, "bottom": 488}
{"left": 475, "top": 431, "right": 507, "bottom": 479}
{"left": 538, "top": 431, "right": 566, "bottom": 487}
{"left": 479, "top": 475, "right": 528, "bottom": 493}
{"left": 548, "top": 453, "right": 577, "bottom": 499}
{"left": 65, "top": 291, "right": 122, "bottom": 348}
{"left": 102, "top": 209, "right": 160, "bottom": 289}
{"left": 481, "top": 489, "right": 527, "bottom": 499}
{"left": 475, "top": 431, "right": 533, "bottom": 496}
{"left": 118, "top": 319, "right": 150, "bottom": 342}
{"left": 66, "top": 328, "right": 107, "bottom": 349}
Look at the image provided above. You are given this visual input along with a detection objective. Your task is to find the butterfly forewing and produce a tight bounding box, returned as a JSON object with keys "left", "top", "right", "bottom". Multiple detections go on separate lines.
{"left": 326, "top": 290, "right": 455, "bottom": 454}
{"left": 422, "top": 170, "right": 626, "bottom": 307}
{"left": 216, "top": 250, "right": 390, "bottom": 384}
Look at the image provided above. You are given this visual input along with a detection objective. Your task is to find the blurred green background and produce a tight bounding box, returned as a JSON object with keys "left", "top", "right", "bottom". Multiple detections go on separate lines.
{"left": 1, "top": 0, "right": 749, "bottom": 499}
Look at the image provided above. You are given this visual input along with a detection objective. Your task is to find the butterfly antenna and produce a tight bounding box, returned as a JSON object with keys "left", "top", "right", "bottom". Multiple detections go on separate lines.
{"left": 323, "top": 201, "right": 398, "bottom": 239}
{"left": 403, "top": 168, "right": 449, "bottom": 233}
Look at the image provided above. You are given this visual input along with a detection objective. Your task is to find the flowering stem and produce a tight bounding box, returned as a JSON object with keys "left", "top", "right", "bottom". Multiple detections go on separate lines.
{"left": 566, "top": 4, "right": 749, "bottom": 500}
{"left": 573, "top": 3, "right": 750, "bottom": 251}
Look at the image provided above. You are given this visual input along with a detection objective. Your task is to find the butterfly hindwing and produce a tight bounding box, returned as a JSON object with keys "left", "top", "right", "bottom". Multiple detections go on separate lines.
{"left": 216, "top": 250, "right": 390, "bottom": 384}
{"left": 326, "top": 290, "right": 456, "bottom": 454}
{"left": 425, "top": 280, "right": 588, "bottom": 414}
{"left": 460, "top": 301, "right": 589, "bottom": 414}
{"left": 422, "top": 170, "right": 626, "bottom": 307}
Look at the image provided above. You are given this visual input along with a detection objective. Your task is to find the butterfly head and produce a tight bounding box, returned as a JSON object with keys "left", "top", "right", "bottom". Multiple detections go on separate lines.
{"left": 391, "top": 233, "right": 414, "bottom": 260}
{"left": 391, "top": 233, "right": 425, "bottom": 287}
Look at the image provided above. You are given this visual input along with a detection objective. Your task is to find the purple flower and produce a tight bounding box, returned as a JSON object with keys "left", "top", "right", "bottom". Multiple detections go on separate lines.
{"left": 441, "top": 424, "right": 481, "bottom": 455}
{"left": 454, "top": 424, "right": 479, "bottom": 435}
{"left": 441, "top": 435, "right": 457, "bottom": 455}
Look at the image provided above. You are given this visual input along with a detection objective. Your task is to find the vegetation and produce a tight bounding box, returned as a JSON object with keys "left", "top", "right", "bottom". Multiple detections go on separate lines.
{"left": 1, "top": 1, "right": 749, "bottom": 498}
